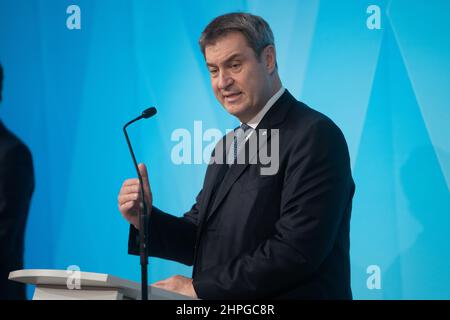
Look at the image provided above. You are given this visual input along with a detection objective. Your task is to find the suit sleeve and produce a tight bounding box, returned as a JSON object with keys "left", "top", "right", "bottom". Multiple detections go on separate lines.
{"left": 128, "top": 190, "right": 202, "bottom": 266}
{"left": 0, "top": 143, "right": 34, "bottom": 264}
{"left": 192, "top": 119, "right": 355, "bottom": 299}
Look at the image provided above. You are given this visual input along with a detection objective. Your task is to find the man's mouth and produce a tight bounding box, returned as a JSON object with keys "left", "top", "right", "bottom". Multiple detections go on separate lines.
{"left": 223, "top": 92, "right": 242, "bottom": 103}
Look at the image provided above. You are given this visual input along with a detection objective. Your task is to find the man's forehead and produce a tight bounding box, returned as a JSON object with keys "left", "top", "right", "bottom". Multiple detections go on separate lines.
{"left": 204, "top": 33, "right": 252, "bottom": 64}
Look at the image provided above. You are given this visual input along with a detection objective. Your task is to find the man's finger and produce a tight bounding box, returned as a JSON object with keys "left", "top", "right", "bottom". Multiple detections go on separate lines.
{"left": 138, "top": 163, "right": 151, "bottom": 193}
{"left": 122, "top": 178, "right": 139, "bottom": 187}
{"left": 119, "top": 201, "right": 135, "bottom": 212}
{"left": 152, "top": 281, "right": 169, "bottom": 289}
{"left": 118, "top": 193, "right": 139, "bottom": 205}
{"left": 152, "top": 277, "right": 173, "bottom": 287}
{"left": 138, "top": 163, "right": 148, "bottom": 182}
{"left": 122, "top": 185, "right": 140, "bottom": 194}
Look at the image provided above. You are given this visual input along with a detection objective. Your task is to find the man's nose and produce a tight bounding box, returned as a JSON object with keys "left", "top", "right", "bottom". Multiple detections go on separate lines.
{"left": 217, "top": 70, "right": 233, "bottom": 90}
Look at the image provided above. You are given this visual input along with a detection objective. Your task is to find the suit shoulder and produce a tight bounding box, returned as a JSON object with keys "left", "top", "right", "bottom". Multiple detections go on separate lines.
{"left": 0, "top": 132, "right": 33, "bottom": 166}
{"left": 286, "top": 101, "right": 345, "bottom": 139}
{"left": 282, "top": 102, "right": 352, "bottom": 170}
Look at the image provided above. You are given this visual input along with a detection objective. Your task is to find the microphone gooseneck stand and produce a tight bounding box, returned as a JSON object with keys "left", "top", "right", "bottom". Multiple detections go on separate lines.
{"left": 123, "top": 107, "right": 157, "bottom": 300}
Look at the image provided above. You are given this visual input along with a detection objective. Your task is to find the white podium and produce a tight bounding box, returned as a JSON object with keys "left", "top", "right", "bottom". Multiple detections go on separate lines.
{"left": 9, "top": 269, "right": 195, "bottom": 300}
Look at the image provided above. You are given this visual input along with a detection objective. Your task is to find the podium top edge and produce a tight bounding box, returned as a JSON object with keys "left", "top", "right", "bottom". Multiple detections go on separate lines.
{"left": 9, "top": 269, "right": 197, "bottom": 300}
{"left": 8, "top": 269, "right": 139, "bottom": 290}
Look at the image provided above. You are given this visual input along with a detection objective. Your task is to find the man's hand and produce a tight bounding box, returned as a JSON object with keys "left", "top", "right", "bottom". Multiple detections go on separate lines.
{"left": 152, "top": 275, "right": 198, "bottom": 299}
{"left": 117, "top": 163, "right": 152, "bottom": 229}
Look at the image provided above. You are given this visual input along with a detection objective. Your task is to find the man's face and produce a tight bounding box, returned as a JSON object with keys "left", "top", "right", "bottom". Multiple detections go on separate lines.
{"left": 205, "top": 32, "right": 273, "bottom": 123}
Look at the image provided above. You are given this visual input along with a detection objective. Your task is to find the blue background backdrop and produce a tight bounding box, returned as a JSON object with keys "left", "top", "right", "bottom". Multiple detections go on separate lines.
{"left": 1, "top": 0, "right": 449, "bottom": 299}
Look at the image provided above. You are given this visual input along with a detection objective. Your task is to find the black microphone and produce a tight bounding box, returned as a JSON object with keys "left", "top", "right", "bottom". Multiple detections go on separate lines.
{"left": 123, "top": 106, "right": 157, "bottom": 300}
{"left": 125, "top": 107, "right": 157, "bottom": 125}
{"left": 142, "top": 107, "right": 157, "bottom": 119}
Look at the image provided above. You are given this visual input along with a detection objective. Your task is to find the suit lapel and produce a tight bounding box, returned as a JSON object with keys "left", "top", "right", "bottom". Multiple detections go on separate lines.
{"left": 199, "top": 130, "right": 234, "bottom": 222}
{"left": 207, "top": 130, "right": 274, "bottom": 219}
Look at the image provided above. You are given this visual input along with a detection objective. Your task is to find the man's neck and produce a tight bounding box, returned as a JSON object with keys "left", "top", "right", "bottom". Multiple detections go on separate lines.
{"left": 239, "top": 78, "right": 282, "bottom": 123}
{"left": 243, "top": 85, "right": 285, "bottom": 128}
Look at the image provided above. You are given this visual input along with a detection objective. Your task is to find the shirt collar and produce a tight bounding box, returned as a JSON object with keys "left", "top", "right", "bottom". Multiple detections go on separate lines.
{"left": 243, "top": 87, "right": 285, "bottom": 129}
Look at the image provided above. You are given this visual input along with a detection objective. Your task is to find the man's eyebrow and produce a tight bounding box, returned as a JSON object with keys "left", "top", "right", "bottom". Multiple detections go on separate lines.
{"left": 206, "top": 54, "right": 244, "bottom": 67}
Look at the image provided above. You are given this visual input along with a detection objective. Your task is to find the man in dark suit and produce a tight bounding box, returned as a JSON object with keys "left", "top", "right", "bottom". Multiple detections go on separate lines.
{"left": 0, "top": 63, "right": 35, "bottom": 299}
{"left": 118, "top": 13, "right": 355, "bottom": 299}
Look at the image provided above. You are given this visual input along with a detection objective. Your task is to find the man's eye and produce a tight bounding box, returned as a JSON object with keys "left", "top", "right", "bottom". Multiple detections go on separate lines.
{"left": 231, "top": 63, "right": 241, "bottom": 70}
{"left": 209, "top": 69, "right": 218, "bottom": 76}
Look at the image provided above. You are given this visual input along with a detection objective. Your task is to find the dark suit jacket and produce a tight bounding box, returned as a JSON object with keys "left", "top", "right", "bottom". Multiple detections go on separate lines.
{"left": 129, "top": 90, "right": 355, "bottom": 299}
{"left": 0, "top": 121, "right": 34, "bottom": 300}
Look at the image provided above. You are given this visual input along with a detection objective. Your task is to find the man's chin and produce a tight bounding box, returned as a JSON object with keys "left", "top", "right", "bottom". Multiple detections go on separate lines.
{"left": 223, "top": 101, "right": 248, "bottom": 113}
{"left": 225, "top": 106, "right": 245, "bottom": 118}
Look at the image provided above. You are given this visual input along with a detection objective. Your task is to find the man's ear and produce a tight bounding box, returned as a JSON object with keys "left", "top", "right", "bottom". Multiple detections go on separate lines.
{"left": 263, "top": 45, "right": 277, "bottom": 74}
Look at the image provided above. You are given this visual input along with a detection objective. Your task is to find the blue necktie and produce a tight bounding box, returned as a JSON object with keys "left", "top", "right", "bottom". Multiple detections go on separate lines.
{"left": 231, "top": 123, "right": 252, "bottom": 165}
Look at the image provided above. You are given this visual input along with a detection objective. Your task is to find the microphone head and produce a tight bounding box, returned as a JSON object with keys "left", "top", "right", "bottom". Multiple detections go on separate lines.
{"left": 142, "top": 107, "right": 157, "bottom": 119}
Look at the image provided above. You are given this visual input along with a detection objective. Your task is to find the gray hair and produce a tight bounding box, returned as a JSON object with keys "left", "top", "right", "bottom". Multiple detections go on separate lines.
{"left": 199, "top": 12, "right": 275, "bottom": 60}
